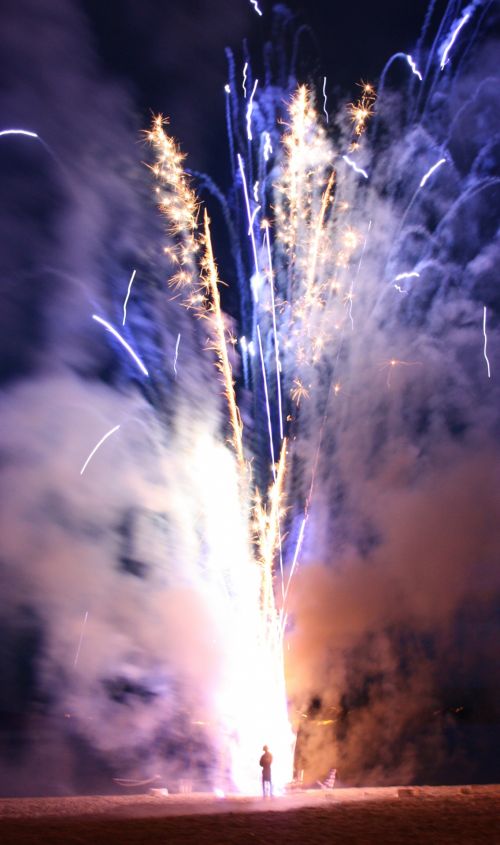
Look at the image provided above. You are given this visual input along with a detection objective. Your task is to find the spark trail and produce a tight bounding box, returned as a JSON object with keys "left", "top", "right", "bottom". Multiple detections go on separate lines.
{"left": 80, "top": 425, "right": 121, "bottom": 476}
{"left": 149, "top": 116, "right": 295, "bottom": 792}
{"left": 483, "top": 306, "right": 491, "bottom": 378}
{"left": 92, "top": 315, "right": 149, "bottom": 376}
{"left": 249, "top": 0, "right": 263, "bottom": 16}
{"left": 343, "top": 155, "right": 368, "bottom": 179}
{"left": 420, "top": 157, "right": 446, "bottom": 187}
{"left": 122, "top": 269, "right": 137, "bottom": 325}
{"left": 73, "top": 611, "right": 89, "bottom": 667}
{"left": 142, "top": 0, "right": 497, "bottom": 793}
{"left": 0, "top": 128, "right": 38, "bottom": 139}
{"left": 202, "top": 211, "right": 246, "bottom": 475}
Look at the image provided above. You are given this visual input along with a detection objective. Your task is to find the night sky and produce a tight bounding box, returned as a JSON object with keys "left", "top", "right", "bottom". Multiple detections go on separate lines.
{"left": 1, "top": 0, "right": 499, "bottom": 796}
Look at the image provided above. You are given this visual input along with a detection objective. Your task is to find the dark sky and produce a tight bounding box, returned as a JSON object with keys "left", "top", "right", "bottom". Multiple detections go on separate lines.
{"left": 83, "top": 0, "right": 449, "bottom": 174}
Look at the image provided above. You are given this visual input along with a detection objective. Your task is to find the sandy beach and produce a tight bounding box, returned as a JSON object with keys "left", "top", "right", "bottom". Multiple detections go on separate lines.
{"left": 1, "top": 785, "right": 499, "bottom": 844}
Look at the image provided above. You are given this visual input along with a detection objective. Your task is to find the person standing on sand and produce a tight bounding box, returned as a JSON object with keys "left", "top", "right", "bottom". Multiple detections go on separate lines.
{"left": 259, "top": 745, "right": 273, "bottom": 797}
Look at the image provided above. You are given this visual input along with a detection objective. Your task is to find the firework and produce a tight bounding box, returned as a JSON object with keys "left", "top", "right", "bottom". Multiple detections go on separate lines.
{"left": 92, "top": 315, "right": 149, "bottom": 376}
{"left": 122, "top": 269, "right": 137, "bottom": 326}
{"left": 80, "top": 424, "right": 121, "bottom": 476}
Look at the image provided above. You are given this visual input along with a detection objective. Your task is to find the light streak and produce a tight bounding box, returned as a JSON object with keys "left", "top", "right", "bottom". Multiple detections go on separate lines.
{"left": 264, "top": 223, "right": 284, "bottom": 440}
{"left": 249, "top": 0, "right": 263, "bottom": 16}
{"left": 173, "top": 332, "right": 181, "bottom": 376}
{"left": 202, "top": 211, "right": 246, "bottom": 474}
{"left": 263, "top": 131, "right": 273, "bottom": 162}
{"left": 92, "top": 315, "right": 149, "bottom": 376}
{"left": 253, "top": 181, "right": 259, "bottom": 202}
{"left": 406, "top": 55, "right": 423, "bottom": 81}
{"left": 284, "top": 517, "right": 306, "bottom": 604}
{"left": 80, "top": 425, "right": 121, "bottom": 476}
{"left": 394, "top": 285, "right": 408, "bottom": 294}
{"left": 322, "top": 76, "right": 329, "bottom": 122}
{"left": 307, "top": 170, "right": 335, "bottom": 294}
{"left": 73, "top": 611, "right": 88, "bottom": 667}
{"left": 0, "top": 128, "right": 38, "bottom": 139}
{"left": 394, "top": 271, "right": 420, "bottom": 281}
{"left": 237, "top": 154, "right": 260, "bottom": 297}
{"left": 122, "top": 269, "right": 137, "bottom": 325}
{"left": 440, "top": 12, "right": 471, "bottom": 70}
{"left": 240, "top": 336, "right": 249, "bottom": 387}
{"left": 246, "top": 79, "right": 259, "bottom": 140}
{"left": 342, "top": 155, "right": 368, "bottom": 179}
{"left": 419, "top": 157, "right": 446, "bottom": 188}
{"left": 248, "top": 204, "right": 261, "bottom": 234}
{"left": 291, "top": 379, "right": 310, "bottom": 405}
{"left": 254, "top": 442, "right": 287, "bottom": 610}
{"left": 224, "top": 84, "right": 231, "bottom": 94}
{"left": 348, "top": 82, "right": 376, "bottom": 136}
{"left": 483, "top": 306, "right": 491, "bottom": 378}
{"left": 242, "top": 62, "right": 248, "bottom": 98}
{"left": 257, "top": 323, "right": 276, "bottom": 469}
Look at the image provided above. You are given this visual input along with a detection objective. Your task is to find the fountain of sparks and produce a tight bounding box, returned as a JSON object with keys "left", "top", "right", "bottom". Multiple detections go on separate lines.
{"left": 146, "top": 62, "right": 378, "bottom": 787}
{"left": 142, "top": 0, "right": 498, "bottom": 790}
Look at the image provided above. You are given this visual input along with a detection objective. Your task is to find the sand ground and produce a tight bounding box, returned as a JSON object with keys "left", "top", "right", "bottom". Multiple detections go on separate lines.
{"left": 0, "top": 785, "right": 499, "bottom": 844}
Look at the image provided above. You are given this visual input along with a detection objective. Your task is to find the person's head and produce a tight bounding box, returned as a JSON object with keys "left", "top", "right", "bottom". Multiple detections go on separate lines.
{"left": 263, "top": 745, "right": 268, "bottom": 752}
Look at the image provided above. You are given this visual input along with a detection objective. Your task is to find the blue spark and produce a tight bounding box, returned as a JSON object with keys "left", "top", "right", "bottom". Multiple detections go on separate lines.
{"left": 246, "top": 79, "right": 259, "bottom": 140}
{"left": 440, "top": 12, "right": 471, "bottom": 70}
{"left": 322, "top": 77, "right": 329, "bottom": 123}
{"left": 242, "top": 62, "right": 248, "bottom": 98}
{"left": 92, "top": 315, "right": 149, "bottom": 376}
{"left": 0, "top": 128, "right": 38, "bottom": 139}
{"left": 342, "top": 155, "right": 368, "bottom": 179}
{"left": 406, "top": 55, "right": 423, "bottom": 81}
{"left": 419, "top": 158, "right": 446, "bottom": 188}
{"left": 263, "top": 131, "right": 273, "bottom": 162}
{"left": 173, "top": 332, "right": 181, "bottom": 377}
{"left": 80, "top": 425, "right": 121, "bottom": 476}
{"left": 122, "top": 269, "right": 137, "bottom": 326}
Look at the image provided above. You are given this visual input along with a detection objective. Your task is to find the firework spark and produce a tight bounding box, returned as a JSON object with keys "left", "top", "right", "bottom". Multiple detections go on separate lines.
{"left": 440, "top": 12, "right": 471, "bottom": 70}
{"left": 80, "top": 424, "right": 121, "bottom": 476}
{"left": 322, "top": 77, "right": 329, "bottom": 122}
{"left": 249, "top": 0, "right": 263, "bottom": 16}
{"left": 237, "top": 153, "right": 261, "bottom": 297}
{"left": 73, "top": 611, "right": 89, "bottom": 667}
{"left": 173, "top": 332, "right": 181, "bottom": 376}
{"left": 92, "top": 315, "right": 149, "bottom": 376}
{"left": 406, "top": 54, "right": 423, "bottom": 81}
{"left": 483, "top": 306, "right": 491, "bottom": 378}
{"left": 263, "top": 131, "right": 273, "bottom": 161}
{"left": 419, "top": 157, "right": 446, "bottom": 188}
{"left": 122, "top": 269, "right": 137, "bottom": 326}
{"left": 342, "top": 155, "right": 368, "bottom": 179}
{"left": 202, "top": 210, "right": 246, "bottom": 475}
{"left": 0, "top": 128, "right": 39, "bottom": 139}
{"left": 394, "top": 271, "right": 420, "bottom": 281}
{"left": 246, "top": 79, "right": 259, "bottom": 140}
{"left": 242, "top": 62, "right": 248, "bottom": 98}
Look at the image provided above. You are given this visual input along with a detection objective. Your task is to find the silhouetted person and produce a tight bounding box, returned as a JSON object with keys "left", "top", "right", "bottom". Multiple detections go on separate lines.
{"left": 259, "top": 745, "right": 273, "bottom": 797}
